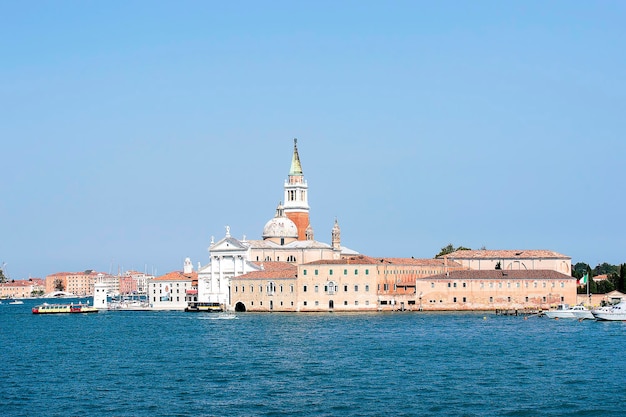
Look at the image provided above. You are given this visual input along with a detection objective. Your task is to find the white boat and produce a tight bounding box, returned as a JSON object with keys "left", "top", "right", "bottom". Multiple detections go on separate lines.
{"left": 591, "top": 301, "right": 626, "bottom": 321}
{"left": 570, "top": 305, "right": 594, "bottom": 320}
{"left": 544, "top": 304, "right": 587, "bottom": 319}
{"left": 8, "top": 299, "right": 24, "bottom": 305}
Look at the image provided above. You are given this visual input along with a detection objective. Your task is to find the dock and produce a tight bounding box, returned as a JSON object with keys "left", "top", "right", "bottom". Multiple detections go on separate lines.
{"left": 495, "top": 308, "right": 543, "bottom": 317}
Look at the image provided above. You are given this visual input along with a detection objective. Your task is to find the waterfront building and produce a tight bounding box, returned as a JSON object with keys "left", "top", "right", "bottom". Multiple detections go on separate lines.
{"left": 0, "top": 278, "right": 45, "bottom": 299}
{"left": 45, "top": 270, "right": 102, "bottom": 296}
{"left": 441, "top": 249, "right": 571, "bottom": 275}
{"left": 119, "top": 270, "right": 153, "bottom": 295}
{"left": 148, "top": 258, "right": 197, "bottom": 310}
{"left": 415, "top": 270, "right": 577, "bottom": 310}
{"left": 232, "top": 256, "right": 468, "bottom": 312}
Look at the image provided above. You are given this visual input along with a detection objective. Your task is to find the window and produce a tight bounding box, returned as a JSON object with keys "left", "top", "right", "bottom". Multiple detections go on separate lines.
{"left": 453, "top": 283, "right": 457, "bottom": 288}
{"left": 462, "top": 297, "right": 466, "bottom": 302}
{"left": 330, "top": 270, "right": 333, "bottom": 275}
{"left": 507, "top": 296, "right": 511, "bottom": 302}
{"left": 354, "top": 269, "right": 358, "bottom": 275}
{"left": 344, "top": 269, "right": 347, "bottom": 275}
{"left": 365, "top": 269, "right": 369, "bottom": 275}
{"left": 303, "top": 270, "right": 307, "bottom": 276}
{"left": 431, "top": 283, "right": 435, "bottom": 288}
{"left": 384, "top": 284, "right": 389, "bottom": 291}
{"left": 365, "top": 301, "right": 370, "bottom": 305}
{"left": 365, "top": 285, "right": 369, "bottom": 292}
{"left": 315, "top": 301, "right": 319, "bottom": 306}
{"left": 303, "top": 285, "right": 307, "bottom": 292}
{"left": 447, "top": 283, "right": 451, "bottom": 288}
{"left": 315, "top": 285, "right": 319, "bottom": 293}
{"left": 453, "top": 297, "right": 457, "bottom": 302}
{"left": 489, "top": 297, "right": 493, "bottom": 303}
{"left": 251, "top": 285, "right": 254, "bottom": 293}
{"left": 303, "top": 301, "right": 307, "bottom": 306}
{"left": 344, "top": 285, "right": 348, "bottom": 292}
{"left": 315, "top": 269, "right": 318, "bottom": 276}
{"left": 525, "top": 296, "right": 529, "bottom": 302}
{"left": 355, "top": 301, "right": 359, "bottom": 306}
{"left": 290, "top": 285, "right": 294, "bottom": 293}
{"left": 354, "top": 285, "right": 358, "bottom": 292}
{"left": 344, "top": 301, "right": 348, "bottom": 306}
{"left": 462, "top": 283, "right": 466, "bottom": 288}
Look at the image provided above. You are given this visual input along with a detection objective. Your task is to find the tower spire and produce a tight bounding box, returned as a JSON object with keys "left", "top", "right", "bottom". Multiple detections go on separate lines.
{"left": 289, "top": 138, "right": 303, "bottom": 176}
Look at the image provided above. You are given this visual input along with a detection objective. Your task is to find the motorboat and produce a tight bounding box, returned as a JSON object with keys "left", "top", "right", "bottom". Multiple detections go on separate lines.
{"left": 570, "top": 304, "right": 594, "bottom": 320}
{"left": 592, "top": 301, "right": 626, "bottom": 321}
{"left": 544, "top": 304, "right": 587, "bottom": 319}
{"left": 9, "top": 299, "right": 24, "bottom": 305}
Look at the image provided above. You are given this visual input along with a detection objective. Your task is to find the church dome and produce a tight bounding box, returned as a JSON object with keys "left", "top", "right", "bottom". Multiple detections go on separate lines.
{"left": 262, "top": 202, "right": 299, "bottom": 240}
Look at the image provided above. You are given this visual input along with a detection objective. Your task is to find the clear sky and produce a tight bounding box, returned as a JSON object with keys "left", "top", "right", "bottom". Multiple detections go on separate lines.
{"left": 1, "top": 1, "right": 625, "bottom": 280}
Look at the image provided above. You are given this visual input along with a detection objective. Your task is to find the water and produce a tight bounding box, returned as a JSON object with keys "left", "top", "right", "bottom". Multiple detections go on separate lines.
{"left": 2, "top": 299, "right": 626, "bottom": 416}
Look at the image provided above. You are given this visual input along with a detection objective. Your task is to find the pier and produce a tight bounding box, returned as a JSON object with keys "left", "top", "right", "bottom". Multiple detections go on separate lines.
{"left": 495, "top": 308, "right": 543, "bottom": 317}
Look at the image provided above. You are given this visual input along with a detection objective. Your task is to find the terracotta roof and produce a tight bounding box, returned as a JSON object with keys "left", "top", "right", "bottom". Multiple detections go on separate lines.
{"left": 425, "top": 270, "right": 574, "bottom": 280}
{"left": 441, "top": 250, "right": 570, "bottom": 259}
{"left": 306, "top": 255, "right": 380, "bottom": 265}
{"left": 234, "top": 262, "right": 298, "bottom": 280}
{"left": 152, "top": 271, "right": 198, "bottom": 281}
{"left": 376, "top": 257, "right": 463, "bottom": 267}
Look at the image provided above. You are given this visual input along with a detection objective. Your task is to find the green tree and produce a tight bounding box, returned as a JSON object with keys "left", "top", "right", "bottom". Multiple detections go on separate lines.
{"left": 573, "top": 262, "right": 589, "bottom": 279}
{"left": 53, "top": 278, "right": 65, "bottom": 292}
{"left": 435, "top": 244, "right": 471, "bottom": 258}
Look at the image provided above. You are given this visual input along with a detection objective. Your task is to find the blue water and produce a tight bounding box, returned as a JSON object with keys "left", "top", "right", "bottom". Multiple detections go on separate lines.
{"left": 2, "top": 299, "right": 626, "bottom": 417}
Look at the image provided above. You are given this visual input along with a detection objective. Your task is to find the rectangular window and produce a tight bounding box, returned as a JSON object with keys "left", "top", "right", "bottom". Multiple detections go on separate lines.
{"left": 303, "top": 301, "right": 307, "bottom": 306}
{"left": 290, "top": 285, "right": 294, "bottom": 293}
{"left": 507, "top": 296, "right": 511, "bottom": 302}
{"left": 453, "top": 297, "right": 457, "bottom": 302}
{"left": 489, "top": 297, "right": 493, "bottom": 303}
{"left": 525, "top": 296, "right": 529, "bottom": 302}
{"left": 315, "top": 269, "right": 318, "bottom": 275}
{"left": 315, "top": 301, "right": 319, "bottom": 306}
{"left": 344, "top": 301, "right": 348, "bottom": 305}
{"left": 365, "top": 285, "right": 369, "bottom": 292}
{"left": 365, "top": 300, "right": 370, "bottom": 305}
{"left": 462, "top": 283, "right": 466, "bottom": 288}
{"left": 354, "top": 285, "right": 358, "bottom": 292}
{"left": 303, "top": 270, "right": 307, "bottom": 276}
{"left": 315, "top": 285, "right": 319, "bottom": 292}
{"left": 303, "top": 285, "right": 307, "bottom": 292}
{"left": 354, "top": 269, "right": 358, "bottom": 275}
{"left": 365, "top": 269, "right": 369, "bottom": 275}
{"left": 344, "top": 269, "right": 347, "bottom": 275}
{"left": 431, "top": 283, "right": 435, "bottom": 288}
{"left": 344, "top": 285, "right": 348, "bottom": 292}
{"left": 453, "top": 282, "right": 457, "bottom": 288}
{"left": 384, "top": 284, "right": 389, "bottom": 291}
{"left": 462, "top": 297, "right": 466, "bottom": 302}
{"left": 355, "top": 301, "right": 359, "bottom": 306}
{"left": 330, "top": 270, "right": 333, "bottom": 275}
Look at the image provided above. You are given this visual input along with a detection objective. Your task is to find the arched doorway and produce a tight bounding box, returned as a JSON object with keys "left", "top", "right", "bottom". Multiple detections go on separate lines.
{"left": 329, "top": 300, "right": 334, "bottom": 309}
{"left": 235, "top": 302, "right": 246, "bottom": 312}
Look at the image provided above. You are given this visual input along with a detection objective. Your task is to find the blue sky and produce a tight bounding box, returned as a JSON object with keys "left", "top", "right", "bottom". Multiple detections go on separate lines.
{"left": 1, "top": 1, "right": 625, "bottom": 279}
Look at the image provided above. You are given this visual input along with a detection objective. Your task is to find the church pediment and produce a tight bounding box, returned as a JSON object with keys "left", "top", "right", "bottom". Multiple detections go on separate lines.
{"left": 210, "top": 237, "right": 249, "bottom": 252}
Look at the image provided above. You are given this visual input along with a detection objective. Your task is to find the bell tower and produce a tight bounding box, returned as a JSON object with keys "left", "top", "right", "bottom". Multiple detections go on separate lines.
{"left": 284, "top": 138, "right": 311, "bottom": 240}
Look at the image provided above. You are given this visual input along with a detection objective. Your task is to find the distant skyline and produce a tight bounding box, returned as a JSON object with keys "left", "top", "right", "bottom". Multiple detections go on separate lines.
{"left": 2, "top": 1, "right": 625, "bottom": 280}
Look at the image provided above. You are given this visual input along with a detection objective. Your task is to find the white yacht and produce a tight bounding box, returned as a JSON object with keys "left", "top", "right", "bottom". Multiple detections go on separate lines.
{"left": 591, "top": 301, "right": 626, "bottom": 321}
{"left": 544, "top": 304, "right": 590, "bottom": 319}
